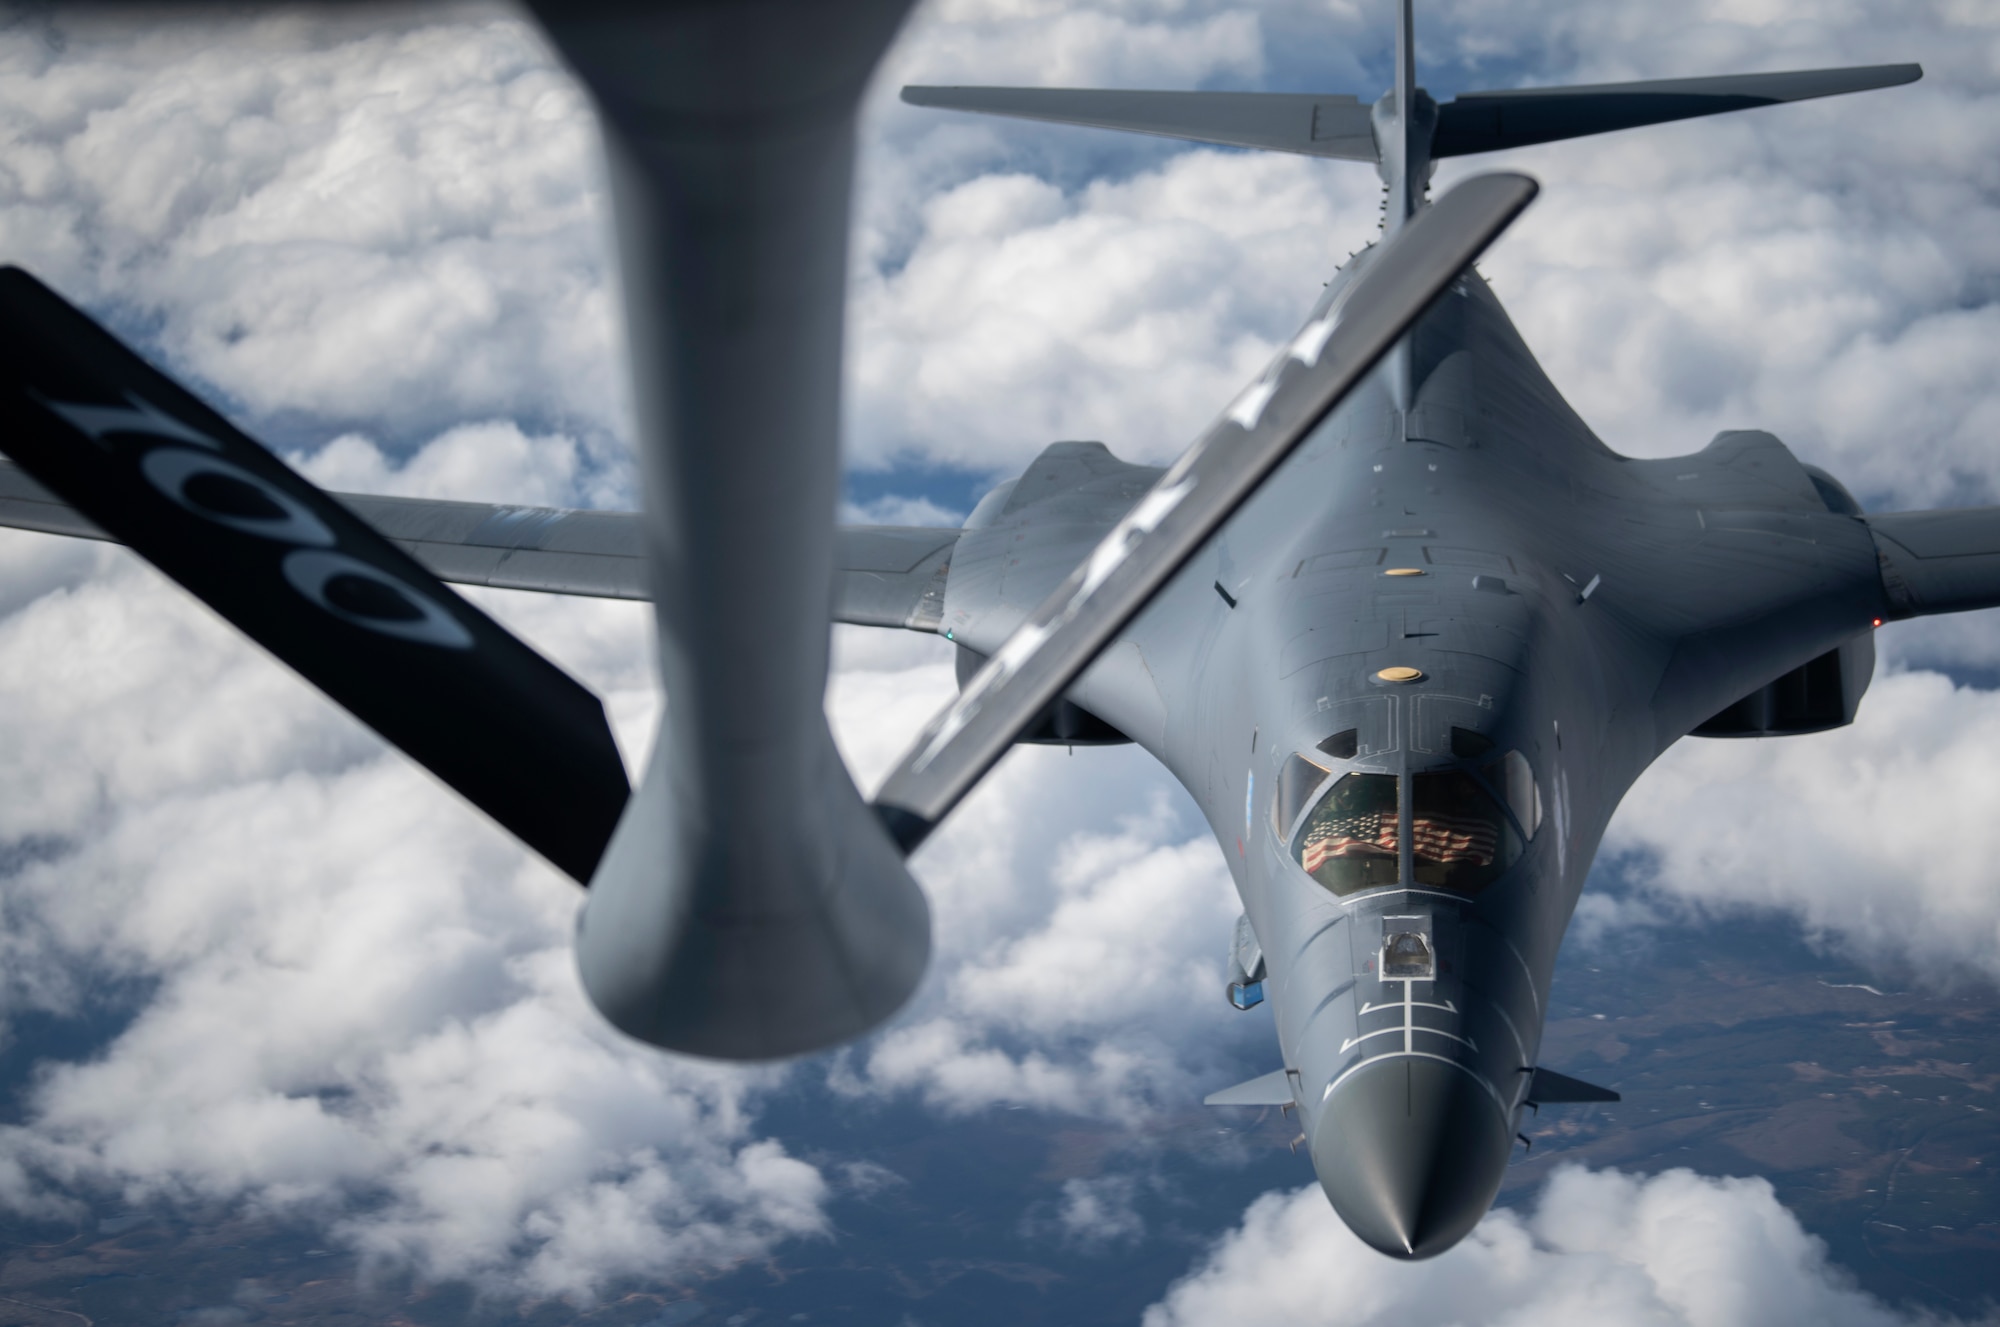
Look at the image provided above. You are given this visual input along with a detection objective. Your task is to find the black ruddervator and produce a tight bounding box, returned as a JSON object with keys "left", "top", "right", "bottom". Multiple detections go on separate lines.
{"left": 0, "top": 268, "right": 629, "bottom": 884}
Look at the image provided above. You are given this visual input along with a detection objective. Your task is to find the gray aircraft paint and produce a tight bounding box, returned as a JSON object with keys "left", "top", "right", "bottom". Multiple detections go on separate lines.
{"left": 941, "top": 264, "right": 1892, "bottom": 1255}
{"left": 907, "top": 2, "right": 1928, "bottom": 1259}
{"left": 522, "top": 0, "right": 934, "bottom": 1062}
{"left": 0, "top": 455, "right": 959, "bottom": 620}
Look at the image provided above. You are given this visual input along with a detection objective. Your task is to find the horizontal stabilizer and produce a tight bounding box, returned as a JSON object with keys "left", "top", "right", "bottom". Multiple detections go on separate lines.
{"left": 1527, "top": 1067, "right": 1620, "bottom": 1105}
{"left": 1204, "top": 1068, "right": 1294, "bottom": 1107}
{"left": 870, "top": 172, "right": 1537, "bottom": 852}
{"left": 0, "top": 267, "right": 631, "bottom": 884}
{"left": 1435, "top": 64, "right": 1920, "bottom": 157}
{"left": 902, "top": 86, "right": 1377, "bottom": 161}
{"left": 904, "top": 65, "right": 1918, "bottom": 165}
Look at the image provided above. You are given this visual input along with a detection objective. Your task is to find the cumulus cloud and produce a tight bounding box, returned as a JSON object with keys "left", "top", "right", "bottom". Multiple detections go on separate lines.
{"left": 848, "top": 150, "right": 1380, "bottom": 472}
{"left": 823, "top": 631, "right": 1254, "bottom": 1117}
{"left": 295, "top": 421, "right": 587, "bottom": 507}
{"left": 0, "top": 508, "right": 809, "bottom": 1299}
{"left": 1600, "top": 669, "right": 2000, "bottom": 987}
{"left": 0, "top": 6, "right": 625, "bottom": 455}
{"left": 1146, "top": 1165, "right": 1983, "bottom": 1327}
{"left": 852, "top": 0, "right": 1271, "bottom": 273}
{"left": 885, "top": 0, "right": 1265, "bottom": 93}
{"left": 852, "top": 0, "right": 2000, "bottom": 523}
{"left": 1420, "top": 1, "right": 2000, "bottom": 517}
{"left": 1053, "top": 1173, "right": 1149, "bottom": 1251}
{"left": 840, "top": 492, "right": 969, "bottom": 528}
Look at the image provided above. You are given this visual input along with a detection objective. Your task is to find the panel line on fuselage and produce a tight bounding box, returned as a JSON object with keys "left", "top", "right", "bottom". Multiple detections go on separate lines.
{"left": 1321, "top": 1049, "right": 1510, "bottom": 1122}
{"left": 1347, "top": 982, "right": 1475, "bottom": 1055}
{"left": 1467, "top": 975, "right": 1532, "bottom": 1068}
{"left": 1300, "top": 976, "right": 1360, "bottom": 1029}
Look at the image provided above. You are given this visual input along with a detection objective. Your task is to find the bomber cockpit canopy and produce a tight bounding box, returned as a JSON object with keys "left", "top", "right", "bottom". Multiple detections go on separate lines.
{"left": 1284, "top": 745, "right": 1542, "bottom": 897}
{"left": 1293, "top": 770, "right": 1400, "bottom": 895}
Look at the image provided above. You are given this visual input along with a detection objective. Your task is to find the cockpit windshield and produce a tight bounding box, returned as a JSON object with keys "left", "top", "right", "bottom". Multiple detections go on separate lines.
{"left": 1291, "top": 773, "right": 1399, "bottom": 896}
{"left": 1411, "top": 768, "right": 1523, "bottom": 893}
{"left": 1285, "top": 750, "right": 1540, "bottom": 898}
{"left": 1483, "top": 749, "right": 1542, "bottom": 838}
{"left": 1274, "top": 752, "right": 1333, "bottom": 837}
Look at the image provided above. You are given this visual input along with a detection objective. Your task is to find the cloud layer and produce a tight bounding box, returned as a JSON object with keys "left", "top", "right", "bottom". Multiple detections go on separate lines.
{"left": 855, "top": 0, "right": 2000, "bottom": 517}
{"left": 1599, "top": 668, "right": 2000, "bottom": 986}
{"left": 1147, "top": 1165, "right": 1983, "bottom": 1327}
{"left": 0, "top": 0, "right": 1994, "bottom": 1313}
{"left": 0, "top": 462, "right": 806, "bottom": 1299}
{"left": 824, "top": 628, "right": 1255, "bottom": 1117}
{"left": 0, "top": 6, "right": 624, "bottom": 460}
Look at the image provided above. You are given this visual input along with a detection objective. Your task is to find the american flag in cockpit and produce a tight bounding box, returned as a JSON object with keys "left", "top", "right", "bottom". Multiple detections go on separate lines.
{"left": 1300, "top": 811, "right": 1396, "bottom": 874}
{"left": 1412, "top": 813, "right": 1498, "bottom": 865}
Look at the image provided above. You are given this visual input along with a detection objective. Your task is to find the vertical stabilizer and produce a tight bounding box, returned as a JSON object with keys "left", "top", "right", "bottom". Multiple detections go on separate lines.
{"left": 1373, "top": 0, "right": 1438, "bottom": 238}
{"left": 1371, "top": 0, "right": 1437, "bottom": 410}
{"left": 899, "top": 11, "right": 1915, "bottom": 178}
{"left": 1394, "top": 0, "right": 1415, "bottom": 121}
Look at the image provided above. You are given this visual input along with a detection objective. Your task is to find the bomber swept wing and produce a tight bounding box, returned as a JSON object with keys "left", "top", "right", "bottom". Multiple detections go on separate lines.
{"left": 0, "top": 456, "right": 959, "bottom": 627}
{"left": 19, "top": 448, "right": 2000, "bottom": 643}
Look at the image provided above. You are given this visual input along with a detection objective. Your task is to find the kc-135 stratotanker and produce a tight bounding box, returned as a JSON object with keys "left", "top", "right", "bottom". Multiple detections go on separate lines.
{"left": 0, "top": 0, "right": 1974, "bottom": 1258}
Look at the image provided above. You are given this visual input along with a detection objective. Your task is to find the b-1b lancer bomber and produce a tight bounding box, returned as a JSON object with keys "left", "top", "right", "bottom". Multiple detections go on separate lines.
{"left": 0, "top": 0, "right": 1973, "bottom": 1260}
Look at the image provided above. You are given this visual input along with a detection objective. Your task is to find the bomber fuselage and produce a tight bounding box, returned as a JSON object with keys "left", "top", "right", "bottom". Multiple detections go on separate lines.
{"left": 942, "top": 246, "right": 1890, "bottom": 1257}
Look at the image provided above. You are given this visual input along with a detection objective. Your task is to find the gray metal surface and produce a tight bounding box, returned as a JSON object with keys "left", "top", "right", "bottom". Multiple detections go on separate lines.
{"left": 1527, "top": 1067, "right": 1620, "bottom": 1104}
{"left": 346, "top": 492, "right": 649, "bottom": 600}
{"left": 900, "top": 86, "right": 1377, "bottom": 160}
{"left": 527, "top": 0, "right": 931, "bottom": 1060}
{"left": 1377, "top": 0, "right": 1429, "bottom": 236}
{"left": 1868, "top": 508, "right": 2000, "bottom": 615}
{"left": 1311, "top": 1056, "right": 1509, "bottom": 1257}
{"left": 890, "top": 1, "right": 1928, "bottom": 1260}
{"left": 1202, "top": 1069, "right": 1293, "bottom": 1107}
{"left": 940, "top": 261, "right": 1896, "bottom": 1260}
{"left": 870, "top": 172, "right": 1538, "bottom": 850}
{"left": 0, "top": 456, "right": 954, "bottom": 625}
{"left": 0, "top": 454, "right": 105, "bottom": 542}
{"left": 824, "top": 527, "right": 959, "bottom": 631}
{"left": 1435, "top": 64, "right": 1922, "bottom": 156}
{"left": 904, "top": 63, "right": 1918, "bottom": 167}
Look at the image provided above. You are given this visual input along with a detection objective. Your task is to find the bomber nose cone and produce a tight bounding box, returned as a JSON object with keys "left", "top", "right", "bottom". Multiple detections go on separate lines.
{"left": 1310, "top": 1056, "right": 1512, "bottom": 1259}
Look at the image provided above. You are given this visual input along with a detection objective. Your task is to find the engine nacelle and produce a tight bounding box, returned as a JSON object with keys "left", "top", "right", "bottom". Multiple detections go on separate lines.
{"left": 1691, "top": 630, "right": 1874, "bottom": 738}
